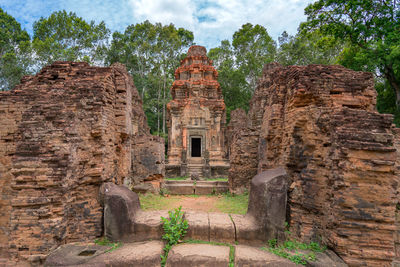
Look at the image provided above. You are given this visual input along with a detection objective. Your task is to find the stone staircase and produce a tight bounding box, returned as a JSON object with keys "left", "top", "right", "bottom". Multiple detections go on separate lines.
{"left": 163, "top": 179, "right": 229, "bottom": 195}
{"left": 44, "top": 209, "right": 346, "bottom": 267}
{"left": 187, "top": 163, "right": 203, "bottom": 177}
{"left": 43, "top": 169, "right": 348, "bottom": 267}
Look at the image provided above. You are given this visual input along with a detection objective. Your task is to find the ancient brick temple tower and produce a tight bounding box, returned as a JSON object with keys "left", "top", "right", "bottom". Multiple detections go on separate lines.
{"left": 166, "top": 45, "right": 229, "bottom": 178}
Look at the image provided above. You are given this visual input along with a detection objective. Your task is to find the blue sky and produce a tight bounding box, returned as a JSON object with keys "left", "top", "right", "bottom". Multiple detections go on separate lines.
{"left": 0, "top": 0, "right": 314, "bottom": 50}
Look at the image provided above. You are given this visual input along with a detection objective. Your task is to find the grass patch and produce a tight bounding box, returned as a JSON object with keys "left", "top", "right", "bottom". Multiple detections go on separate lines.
{"left": 184, "top": 239, "right": 229, "bottom": 246}
{"left": 139, "top": 193, "right": 249, "bottom": 214}
{"left": 262, "top": 223, "right": 326, "bottom": 265}
{"left": 139, "top": 193, "right": 181, "bottom": 210}
{"left": 229, "top": 245, "right": 235, "bottom": 267}
{"left": 263, "top": 239, "right": 326, "bottom": 265}
{"left": 216, "top": 192, "right": 249, "bottom": 215}
{"left": 166, "top": 176, "right": 189, "bottom": 180}
{"left": 205, "top": 177, "right": 228, "bottom": 181}
{"left": 94, "top": 237, "right": 122, "bottom": 252}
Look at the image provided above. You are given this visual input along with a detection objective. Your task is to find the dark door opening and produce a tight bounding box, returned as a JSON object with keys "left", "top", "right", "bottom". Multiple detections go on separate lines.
{"left": 191, "top": 138, "right": 201, "bottom": 157}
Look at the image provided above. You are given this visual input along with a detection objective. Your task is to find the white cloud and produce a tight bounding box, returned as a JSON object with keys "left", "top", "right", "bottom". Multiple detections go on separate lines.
{"left": 128, "top": 0, "right": 314, "bottom": 49}
{"left": 129, "top": 0, "right": 196, "bottom": 28}
{"left": 1, "top": 0, "right": 315, "bottom": 49}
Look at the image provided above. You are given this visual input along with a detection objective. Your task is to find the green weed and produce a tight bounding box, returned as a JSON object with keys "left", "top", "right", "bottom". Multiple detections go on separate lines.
{"left": 166, "top": 176, "right": 189, "bottom": 181}
{"left": 94, "top": 237, "right": 122, "bottom": 252}
{"left": 263, "top": 222, "right": 326, "bottom": 265}
{"left": 160, "top": 206, "right": 188, "bottom": 267}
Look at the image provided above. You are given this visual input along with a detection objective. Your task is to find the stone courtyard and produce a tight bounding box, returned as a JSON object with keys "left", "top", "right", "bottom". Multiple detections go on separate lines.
{"left": 0, "top": 45, "right": 399, "bottom": 266}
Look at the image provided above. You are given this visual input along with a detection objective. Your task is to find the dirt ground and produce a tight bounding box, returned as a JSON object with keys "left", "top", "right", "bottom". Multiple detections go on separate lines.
{"left": 169, "top": 195, "right": 222, "bottom": 212}
{"left": 139, "top": 193, "right": 249, "bottom": 214}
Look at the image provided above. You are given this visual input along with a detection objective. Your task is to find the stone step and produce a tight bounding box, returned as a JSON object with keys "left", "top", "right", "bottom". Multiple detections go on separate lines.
{"left": 166, "top": 243, "right": 230, "bottom": 267}
{"left": 45, "top": 240, "right": 164, "bottom": 267}
{"left": 164, "top": 183, "right": 195, "bottom": 194}
{"left": 165, "top": 243, "right": 306, "bottom": 267}
{"left": 45, "top": 241, "right": 346, "bottom": 267}
{"left": 164, "top": 181, "right": 228, "bottom": 195}
{"left": 188, "top": 167, "right": 203, "bottom": 170}
{"left": 109, "top": 209, "right": 246, "bottom": 245}
{"left": 129, "top": 210, "right": 264, "bottom": 246}
{"left": 133, "top": 210, "right": 168, "bottom": 242}
{"left": 165, "top": 180, "right": 228, "bottom": 186}
{"left": 234, "top": 245, "right": 298, "bottom": 266}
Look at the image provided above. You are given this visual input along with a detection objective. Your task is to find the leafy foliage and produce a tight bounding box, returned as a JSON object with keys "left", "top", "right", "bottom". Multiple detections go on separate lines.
{"left": 106, "top": 20, "right": 193, "bottom": 134}
{"left": 32, "top": 10, "right": 110, "bottom": 67}
{"left": 265, "top": 222, "right": 326, "bottom": 265}
{"left": 160, "top": 206, "right": 188, "bottom": 266}
{"left": 232, "top": 23, "right": 277, "bottom": 90}
{"left": 0, "top": 7, "right": 31, "bottom": 90}
{"left": 302, "top": 0, "right": 400, "bottom": 123}
{"left": 2, "top": 5, "right": 399, "bottom": 127}
{"left": 277, "top": 29, "right": 344, "bottom": 66}
{"left": 208, "top": 24, "right": 276, "bottom": 121}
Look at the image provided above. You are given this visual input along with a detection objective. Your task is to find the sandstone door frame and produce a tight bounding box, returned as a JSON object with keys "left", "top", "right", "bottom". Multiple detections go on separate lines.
{"left": 187, "top": 131, "right": 205, "bottom": 161}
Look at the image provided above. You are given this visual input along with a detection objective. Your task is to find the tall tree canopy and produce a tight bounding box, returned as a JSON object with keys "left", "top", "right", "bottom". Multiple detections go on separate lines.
{"left": 106, "top": 20, "right": 194, "bottom": 135}
{"left": 32, "top": 10, "right": 110, "bottom": 66}
{"left": 208, "top": 40, "right": 250, "bottom": 119}
{"left": 302, "top": 0, "right": 400, "bottom": 120}
{"left": 232, "top": 23, "right": 277, "bottom": 91}
{"left": 208, "top": 23, "right": 276, "bottom": 120}
{"left": 277, "top": 29, "right": 344, "bottom": 66}
{"left": 0, "top": 7, "right": 31, "bottom": 91}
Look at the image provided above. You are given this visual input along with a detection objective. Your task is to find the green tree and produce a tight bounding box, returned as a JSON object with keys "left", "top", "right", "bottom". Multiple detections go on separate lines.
{"left": 0, "top": 7, "right": 31, "bottom": 90}
{"left": 32, "top": 10, "right": 110, "bottom": 67}
{"left": 208, "top": 24, "right": 276, "bottom": 121}
{"left": 107, "top": 21, "right": 193, "bottom": 134}
{"left": 302, "top": 0, "right": 400, "bottom": 117}
{"left": 277, "top": 30, "right": 344, "bottom": 66}
{"left": 232, "top": 23, "right": 277, "bottom": 91}
{"left": 208, "top": 40, "right": 250, "bottom": 121}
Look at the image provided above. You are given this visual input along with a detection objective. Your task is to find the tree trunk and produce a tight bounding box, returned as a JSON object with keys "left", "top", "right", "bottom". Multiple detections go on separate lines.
{"left": 384, "top": 64, "right": 400, "bottom": 107}
{"left": 162, "top": 74, "right": 166, "bottom": 134}
{"left": 157, "top": 81, "right": 161, "bottom": 135}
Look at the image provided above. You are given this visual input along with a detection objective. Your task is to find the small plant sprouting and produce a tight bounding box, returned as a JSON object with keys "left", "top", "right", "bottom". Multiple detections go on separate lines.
{"left": 264, "top": 222, "right": 326, "bottom": 265}
{"left": 159, "top": 187, "right": 170, "bottom": 196}
{"left": 284, "top": 221, "right": 291, "bottom": 235}
{"left": 160, "top": 206, "right": 188, "bottom": 266}
{"left": 268, "top": 238, "right": 277, "bottom": 248}
{"left": 94, "top": 237, "right": 122, "bottom": 252}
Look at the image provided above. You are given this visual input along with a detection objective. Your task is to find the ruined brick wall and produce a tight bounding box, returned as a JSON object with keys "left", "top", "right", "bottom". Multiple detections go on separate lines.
{"left": 0, "top": 61, "right": 136, "bottom": 262}
{"left": 131, "top": 135, "right": 165, "bottom": 184}
{"left": 129, "top": 73, "right": 165, "bottom": 186}
{"left": 247, "top": 63, "right": 398, "bottom": 266}
{"left": 394, "top": 128, "right": 400, "bottom": 266}
{"left": 227, "top": 109, "right": 258, "bottom": 193}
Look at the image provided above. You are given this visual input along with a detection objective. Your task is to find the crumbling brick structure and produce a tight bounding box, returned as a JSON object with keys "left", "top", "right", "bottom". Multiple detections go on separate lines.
{"left": 226, "top": 109, "right": 258, "bottom": 194}
{"left": 0, "top": 61, "right": 163, "bottom": 264}
{"left": 166, "top": 45, "right": 229, "bottom": 178}
{"left": 229, "top": 63, "right": 399, "bottom": 266}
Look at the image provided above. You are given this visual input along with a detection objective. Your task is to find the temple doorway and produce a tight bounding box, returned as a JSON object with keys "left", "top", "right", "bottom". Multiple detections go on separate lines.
{"left": 191, "top": 137, "right": 201, "bottom": 157}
